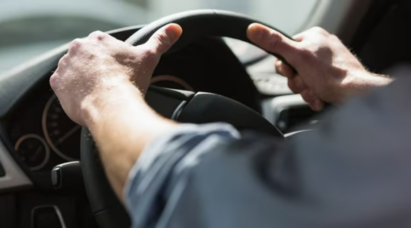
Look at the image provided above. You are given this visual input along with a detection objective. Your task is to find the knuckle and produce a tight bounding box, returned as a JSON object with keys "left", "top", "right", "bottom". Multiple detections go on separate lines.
{"left": 311, "top": 26, "right": 328, "bottom": 35}
{"left": 311, "top": 26, "right": 322, "bottom": 31}
{"left": 155, "top": 32, "right": 171, "bottom": 45}
{"left": 302, "top": 91, "right": 315, "bottom": 103}
{"left": 289, "top": 80, "right": 302, "bottom": 93}
{"left": 71, "top": 38, "right": 82, "bottom": 46}
{"left": 287, "top": 80, "right": 298, "bottom": 93}
{"left": 293, "top": 33, "right": 305, "bottom": 42}
{"left": 268, "top": 33, "right": 282, "bottom": 48}
{"left": 153, "top": 33, "right": 172, "bottom": 53}
{"left": 69, "top": 39, "right": 83, "bottom": 52}
{"left": 301, "top": 93, "right": 312, "bottom": 103}
{"left": 293, "top": 77, "right": 304, "bottom": 90}
{"left": 329, "top": 34, "right": 340, "bottom": 42}
{"left": 89, "top": 31, "right": 106, "bottom": 40}
{"left": 49, "top": 74, "right": 59, "bottom": 89}
{"left": 297, "top": 47, "right": 313, "bottom": 61}
{"left": 58, "top": 54, "right": 68, "bottom": 65}
{"left": 139, "top": 46, "right": 158, "bottom": 59}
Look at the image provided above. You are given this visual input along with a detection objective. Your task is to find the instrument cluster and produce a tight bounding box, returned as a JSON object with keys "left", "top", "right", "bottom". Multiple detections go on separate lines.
{"left": 7, "top": 75, "right": 194, "bottom": 172}
{"left": 9, "top": 93, "right": 81, "bottom": 172}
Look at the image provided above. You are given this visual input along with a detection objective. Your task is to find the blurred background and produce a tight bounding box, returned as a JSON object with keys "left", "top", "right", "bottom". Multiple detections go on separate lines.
{"left": 0, "top": 0, "right": 318, "bottom": 74}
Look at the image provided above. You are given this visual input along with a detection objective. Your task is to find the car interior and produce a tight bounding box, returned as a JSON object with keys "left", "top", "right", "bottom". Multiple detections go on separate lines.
{"left": 1, "top": 0, "right": 410, "bottom": 227}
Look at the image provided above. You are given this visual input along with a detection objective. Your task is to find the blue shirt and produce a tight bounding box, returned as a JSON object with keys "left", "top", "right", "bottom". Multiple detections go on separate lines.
{"left": 125, "top": 76, "right": 411, "bottom": 228}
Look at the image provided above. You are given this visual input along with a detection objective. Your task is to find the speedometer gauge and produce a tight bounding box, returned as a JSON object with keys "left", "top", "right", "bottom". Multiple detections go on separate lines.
{"left": 42, "top": 95, "right": 81, "bottom": 161}
{"left": 14, "top": 134, "right": 50, "bottom": 171}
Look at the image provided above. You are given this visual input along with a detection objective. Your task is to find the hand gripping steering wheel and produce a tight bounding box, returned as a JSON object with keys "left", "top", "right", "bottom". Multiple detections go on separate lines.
{"left": 81, "top": 10, "right": 293, "bottom": 228}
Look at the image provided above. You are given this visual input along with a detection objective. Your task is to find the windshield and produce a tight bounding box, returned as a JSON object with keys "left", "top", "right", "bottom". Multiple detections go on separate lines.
{"left": 0, "top": 0, "right": 318, "bottom": 73}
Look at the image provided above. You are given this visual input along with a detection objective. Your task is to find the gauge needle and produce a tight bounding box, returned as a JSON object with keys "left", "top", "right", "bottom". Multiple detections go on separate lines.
{"left": 55, "top": 125, "right": 81, "bottom": 146}
{"left": 31, "top": 146, "right": 43, "bottom": 161}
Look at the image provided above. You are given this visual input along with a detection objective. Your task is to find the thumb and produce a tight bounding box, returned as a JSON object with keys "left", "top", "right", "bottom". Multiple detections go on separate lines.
{"left": 247, "top": 23, "right": 301, "bottom": 65}
{"left": 142, "top": 23, "right": 183, "bottom": 55}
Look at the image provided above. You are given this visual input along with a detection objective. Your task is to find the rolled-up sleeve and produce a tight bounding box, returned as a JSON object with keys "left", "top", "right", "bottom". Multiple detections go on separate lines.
{"left": 125, "top": 77, "right": 411, "bottom": 228}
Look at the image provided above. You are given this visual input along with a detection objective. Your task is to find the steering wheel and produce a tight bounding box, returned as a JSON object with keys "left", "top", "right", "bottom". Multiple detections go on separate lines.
{"left": 81, "top": 10, "right": 293, "bottom": 228}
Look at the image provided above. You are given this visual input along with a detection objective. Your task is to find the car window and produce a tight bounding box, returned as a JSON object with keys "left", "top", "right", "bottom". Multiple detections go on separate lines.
{"left": 148, "top": 0, "right": 318, "bottom": 34}
{"left": 0, "top": 0, "right": 318, "bottom": 73}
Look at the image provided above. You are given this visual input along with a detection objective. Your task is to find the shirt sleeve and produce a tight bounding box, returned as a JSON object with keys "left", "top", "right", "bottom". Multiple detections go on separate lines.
{"left": 125, "top": 76, "right": 411, "bottom": 228}
{"left": 124, "top": 123, "right": 241, "bottom": 227}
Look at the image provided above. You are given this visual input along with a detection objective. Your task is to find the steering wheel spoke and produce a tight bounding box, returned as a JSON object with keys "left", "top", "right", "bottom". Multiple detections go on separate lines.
{"left": 146, "top": 86, "right": 194, "bottom": 119}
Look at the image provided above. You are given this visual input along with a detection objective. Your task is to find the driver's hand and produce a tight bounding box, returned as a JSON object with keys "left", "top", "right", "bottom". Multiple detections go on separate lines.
{"left": 247, "top": 24, "right": 392, "bottom": 111}
{"left": 50, "top": 24, "right": 183, "bottom": 126}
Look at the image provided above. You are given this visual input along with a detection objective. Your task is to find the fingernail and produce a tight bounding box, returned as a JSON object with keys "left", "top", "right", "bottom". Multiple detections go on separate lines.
{"left": 166, "top": 28, "right": 177, "bottom": 42}
{"left": 275, "top": 60, "right": 282, "bottom": 66}
{"left": 276, "top": 65, "right": 283, "bottom": 75}
{"left": 166, "top": 24, "right": 182, "bottom": 43}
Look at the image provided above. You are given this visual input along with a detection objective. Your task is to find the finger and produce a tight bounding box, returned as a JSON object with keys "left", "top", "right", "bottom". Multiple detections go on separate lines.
{"left": 312, "top": 99, "right": 325, "bottom": 112}
{"left": 287, "top": 76, "right": 306, "bottom": 94}
{"left": 275, "top": 60, "right": 284, "bottom": 75}
{"left": 290, "top": 76, "right": 306, "bottom": 93}
{"left": 300, "top": 90, "right": 316, "bottom": 104}
{"left": 293, "top": 33, "right": 304, "bottom": 42}
{"left": 247, "top": 23, "right": 301, "bottom": 65}
{"left": 300, "top": 90, "right": 324, "bottom": 111}
{"left": 307, "top": 98, "right": 324, "bottom": 112}
{"left": 276, "top": 60, "right": 296, "bottom": 79}
{"left": 141, "top": 23, "right": 183, "bottom": 56}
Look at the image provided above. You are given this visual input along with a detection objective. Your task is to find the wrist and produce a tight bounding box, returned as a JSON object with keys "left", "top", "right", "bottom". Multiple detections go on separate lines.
{"left": 340, "top": 71, "right": 393, "bottom": 102}
{"left": 366, "top": 73, "right": 393, "bottom": 87}
{"left": 80, "top": 81, "right": 146, "bottom": 131}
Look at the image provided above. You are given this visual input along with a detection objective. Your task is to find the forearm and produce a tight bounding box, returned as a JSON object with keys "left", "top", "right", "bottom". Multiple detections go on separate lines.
{"left": 83, "top": 82, "right": 178, "bottom": 202}
{"left": 341, "top": 72, "right": 393, "bottom": 102}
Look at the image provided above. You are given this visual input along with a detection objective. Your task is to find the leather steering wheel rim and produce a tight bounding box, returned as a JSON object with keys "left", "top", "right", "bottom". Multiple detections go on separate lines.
{"left": 81, "top": 9, "right": 292, "bottom": 228}
{"left": 126, "top": 9, "right": 295, "bottom": 71}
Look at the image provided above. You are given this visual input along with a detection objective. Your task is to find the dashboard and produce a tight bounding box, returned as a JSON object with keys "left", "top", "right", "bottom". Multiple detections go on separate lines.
{"left": 0, "top": 25, "right": 305, "bottom": 191}
{"left": 6, "top": 79, "right": 79, "bottom": 176}
{"left": 7, "top": 74, "right": 196, "bottom": 173}
{"left": 1, "top": 32, "right": 268, "bottom": 189}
